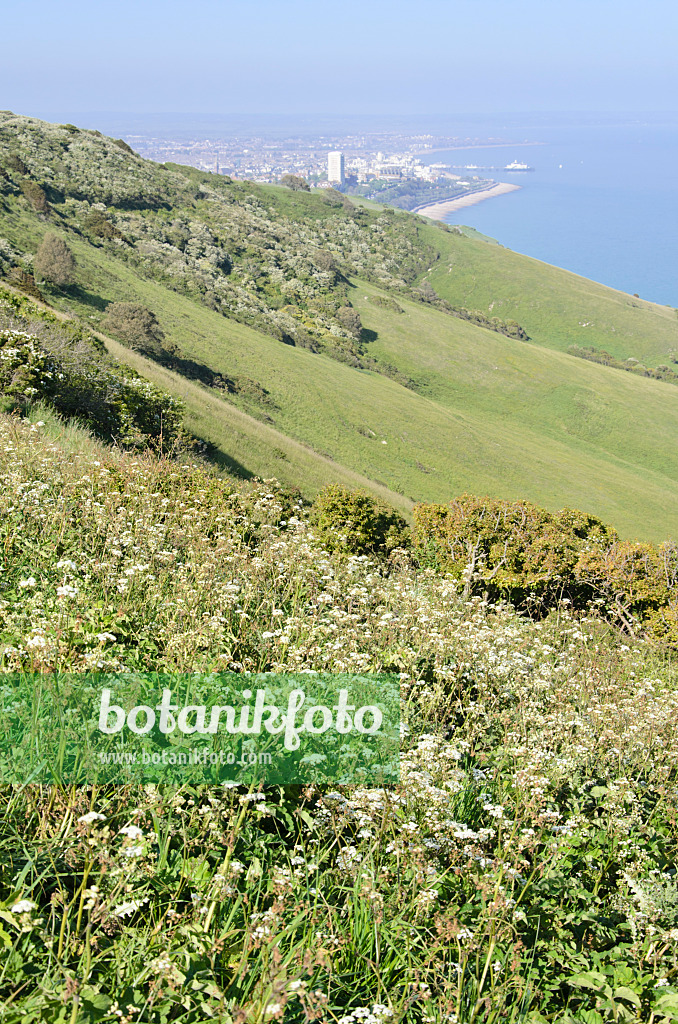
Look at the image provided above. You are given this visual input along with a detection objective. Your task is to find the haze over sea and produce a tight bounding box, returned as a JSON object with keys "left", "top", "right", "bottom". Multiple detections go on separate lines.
{"left": 423, "top": 114, "right": 678, "bottom": 308}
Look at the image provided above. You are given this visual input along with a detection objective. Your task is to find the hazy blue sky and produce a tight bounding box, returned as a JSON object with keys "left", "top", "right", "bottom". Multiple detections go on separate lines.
{"left": 3, "top": 0, "right": 677, "bottom": 118}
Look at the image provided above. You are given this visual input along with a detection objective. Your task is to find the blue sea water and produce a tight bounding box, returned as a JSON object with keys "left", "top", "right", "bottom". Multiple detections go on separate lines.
{"left": 422, "top": 117, "right": 678, "bottom": 307}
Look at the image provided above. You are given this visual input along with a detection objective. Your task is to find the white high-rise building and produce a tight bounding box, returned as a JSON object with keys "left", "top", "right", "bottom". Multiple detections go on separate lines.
{"left": 327, "top": 151, "right": 345, "bottom": 185}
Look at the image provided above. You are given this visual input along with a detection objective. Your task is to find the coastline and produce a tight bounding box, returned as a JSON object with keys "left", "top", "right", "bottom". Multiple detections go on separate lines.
{"left": 413, "top": 182, "right": 521, "bottom": 220}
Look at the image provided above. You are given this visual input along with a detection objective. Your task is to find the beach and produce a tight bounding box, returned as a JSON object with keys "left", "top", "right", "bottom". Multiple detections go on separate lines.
{"left": 413, "top": 181, "right": 521, "bottom": 220}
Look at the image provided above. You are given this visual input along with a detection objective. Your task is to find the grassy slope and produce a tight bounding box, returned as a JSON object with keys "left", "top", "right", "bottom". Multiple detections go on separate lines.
{"left": 25, "top": 221, "right": 677, "bottom": 542}
{"left": 101, "top": 334, "right": 415, "bottom": 515}
{"left": 420, "top": 223, "right": 678, "bottom": 365}
{"left": 2, "top": 139, "right": 678, "bottom": 540}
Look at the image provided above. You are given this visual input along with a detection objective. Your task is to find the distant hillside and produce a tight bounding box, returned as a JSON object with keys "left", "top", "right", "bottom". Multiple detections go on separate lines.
{"left": 1, "top": 111, "right": 677, "bottom": 542}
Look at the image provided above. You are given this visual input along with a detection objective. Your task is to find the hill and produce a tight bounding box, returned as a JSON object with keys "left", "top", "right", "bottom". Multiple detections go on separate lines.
{"left": 1, "top": 111, "right": 677, "bottom": 541}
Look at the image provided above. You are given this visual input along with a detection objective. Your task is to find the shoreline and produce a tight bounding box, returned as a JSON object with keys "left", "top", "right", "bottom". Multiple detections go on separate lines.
{"left": 413, "top": 182, "right": 521, "bottom": 220}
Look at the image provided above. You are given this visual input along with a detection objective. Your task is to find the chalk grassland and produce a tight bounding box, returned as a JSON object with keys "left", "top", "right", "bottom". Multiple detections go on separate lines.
{"left": 420, "top": 221, "right": 678, "bottom": 366}
{"left": 1, "top": 115, "right": 677, "bottom": 541}
{"left": 22, "top": 220, "right": 678, "bottom": 542}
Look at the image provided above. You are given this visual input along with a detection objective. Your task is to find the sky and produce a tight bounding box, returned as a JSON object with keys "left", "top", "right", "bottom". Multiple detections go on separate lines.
{"left": 2, "top": 0, "right": 677, "bottom": 120}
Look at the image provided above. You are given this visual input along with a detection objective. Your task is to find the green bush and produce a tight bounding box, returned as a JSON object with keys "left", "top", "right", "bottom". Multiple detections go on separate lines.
{"left": 310, "top": 484, "right": 409, "bottom": 556}
{"left": 6, "top": 268, "right": 43, "bottom": 301}
{"left": 104, "top": 301, "right": 166, "bottom": 358}
{"left": 5, "top": 152, "right": 28, "bottom": 175}
{"left": 414, "top": 493, "right": 678, "bottom": 639}
{"left": 19, "top": 179, "right": 50, "bottom": 214}
{"left": 0, "top": 295, "right": 184, "bottom": 452}
{"left": 84, "top": 208, "right": 123, "bottom": 240}
{"left": 414, "top": 494, "right": 616, "bottom": 604}
{"left": 34, "top": 232, "right": 76, "bottom": 287}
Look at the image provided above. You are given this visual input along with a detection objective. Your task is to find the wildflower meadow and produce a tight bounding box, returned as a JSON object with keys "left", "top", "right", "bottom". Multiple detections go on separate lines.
{"left": 0, "top": 408, "right": 677, "bottom": 1022}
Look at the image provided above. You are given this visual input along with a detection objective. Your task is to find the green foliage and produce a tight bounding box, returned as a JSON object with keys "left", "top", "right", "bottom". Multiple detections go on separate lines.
{"left": 104, "top": 301, "right": 166, "bottom": 358}
{"left": 423, "top": 221, "right": 678, "bottom": 367}
{"left": 1, "top": 420, "right": 678, "bottom": 1020}
{"left": 569, "top": 343, "right": 678, "bottom": 386}
{"left": 412, "top": 279, "right": 529, "bottom": 340}
{"left": 112, "top": 137, "right": 135, "bottom": 154}
{"left": 280, "top": 173, "right": 310, "bottom": 191}
{"left": 335, "top": 304, "right": 362, "bottom": 339}
{"left": 83, "top": 207, "right": 124, "bottom": 240}
{"left": 311, "top": 484, "right": 409, "bottom": 555}
{"left": 34, "top": 232, "right": 76, "bottom": 287}
{"left": 19, "top": 179, "right": 50, "bottom": 214}
{"left": 414, "top": 494, "right": 678, "bottom": 639}
{"left": 0, "top": 292, "right": 183, "bottom": 452}
{"left": 414, "top": 494, "right": 614, "bottom": 608}
{"left": 2, "top": 113, "right": 678, "bottom": 542}
{"left": 347, "top": 174, "right": 493, "bottom": 212}
{"left": 368, "top": 294, "right": 404, "bottom": 313}
{"left": 6, "top": 268, "right": 42, "bottom": 301}
{"left": 4, "top": 152, "right": 27, "bottom": 175}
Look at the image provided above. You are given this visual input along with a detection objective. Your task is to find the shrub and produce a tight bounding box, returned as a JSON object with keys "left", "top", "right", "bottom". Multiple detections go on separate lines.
{"left": 335, "top": 305, "right": 362, "bottom": 339}
{"left": 5, "top": 152, "right": 28, "bottom": 175}
{"left": 20, "top": 179, "right": 50, "bottom": 214}
{"left": 413, "top": 494, "right": 617, "bottom": 610}
{"left": 104, "top": 302, "right": 165, "bottom": 357}
{"left": 369, "top": 294, "right": 404, "bottom": 314}
{"left": 0, "top": 299, "right": 184, "bottom": 453}
{"left": 414, "top": 493, "right": 678, "bottom": 639}
{"left": 575, "top": 539, "right": 678, "bottom": 630}
{"left": 6, "top": 268, "right": 43, "bottom": 301}
{"left": 311, "top": 484, "right": 409, "bottom": 556}
{"left": 84, "top": 208, "right": 123, "bottom": 240}
{"left": 281, "top": 174, "right": 310, "bottom": 191}
{"left": 34, "top": 233, "right": 76, "bottom": 287}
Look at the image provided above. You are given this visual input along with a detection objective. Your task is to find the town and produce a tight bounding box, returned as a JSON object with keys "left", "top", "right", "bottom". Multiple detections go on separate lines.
{"left": 123, "top": 127, "right": 533, "bottom": 210}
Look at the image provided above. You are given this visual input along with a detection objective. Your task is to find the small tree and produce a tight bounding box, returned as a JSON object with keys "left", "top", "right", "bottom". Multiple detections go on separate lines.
{"left": 34, "top": 233, "right": 76, "bottom": 287}
{"left": 20, "top": 180, "right": 50, "bottom": 214}
{"left": 281, "top": 174, "right": 310, "bottom": 192}
{"left": 104, "top": 302, "right": 166, "bottom": 358}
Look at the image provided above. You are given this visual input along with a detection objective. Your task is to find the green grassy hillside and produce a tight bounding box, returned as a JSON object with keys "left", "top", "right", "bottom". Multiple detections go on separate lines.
{"left": 420, "top": 222, "right": 678, "bottom": 364}
{"left": 1, "top": 112, "right": 678, "bottom": 542}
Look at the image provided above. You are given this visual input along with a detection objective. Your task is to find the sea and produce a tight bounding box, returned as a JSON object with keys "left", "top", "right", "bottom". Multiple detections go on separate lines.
{"left": 419, "top": 114, "right": 678, "bottom": 307}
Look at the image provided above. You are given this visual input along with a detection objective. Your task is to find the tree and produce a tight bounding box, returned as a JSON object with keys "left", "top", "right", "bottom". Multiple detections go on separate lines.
{"left": 34, "top": 233, "right": 76, "bottom": 287}
{"left": 281, "top": 174, "right": 310, "bottom": 192}
{"left": 104, "top": 302, "right": 166, "bottom": 358}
